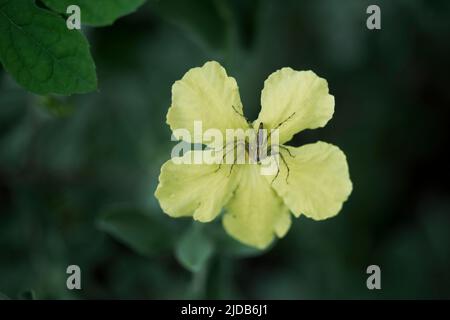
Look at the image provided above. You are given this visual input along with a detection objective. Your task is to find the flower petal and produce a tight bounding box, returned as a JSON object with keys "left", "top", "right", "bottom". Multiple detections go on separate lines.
{"left": 255, "top": 68, "right": 334, "bottom": 144}
{"left": 168, "top": 61, "right": 249, "bottom": 143}
{"left": 222, "top": 164, "right": 291, "bottom": 249}
{"left": 267, "top": 142, "right": 352, "bottom": 220}
{"left": 155, "top": 151, "right": 240, "bottom": 222}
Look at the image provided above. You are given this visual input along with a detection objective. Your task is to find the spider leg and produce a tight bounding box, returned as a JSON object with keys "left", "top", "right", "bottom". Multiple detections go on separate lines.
{"left": 214, "top": 163, "right": 222, "bottom": 173}
{"left": 268, "top": 148, "right": 282, "bottom": 185}
{"left": 227, "top": 146, "right": 244, "bottom": 177}
{"left": 266, "top": 112, "right": 296, "bottom": 142}
{"left": 215, "top": 140, "right": 246, "bottom": 174}
{"left": 278, "top": 145, "right": 295, "bottom": 158}
{"left": 232, "top": 105, "right": 249, "bottom": 123}
{"left": 275, "top": 112, "right": 296, "bottom": 129}
{"left": 214, "top": 141, "right": 235, "bottom": 173}
{"left": 270, "top": 148, "right": 291, "bottom": 184}
{"left": 278, "top": 151, "right": 291, "bottom": 184}
{"left": 228, "top": 160, "right": 236, "bottom": 177}
{"left": 270, "top": 159, "right": 281, "bottom": 185}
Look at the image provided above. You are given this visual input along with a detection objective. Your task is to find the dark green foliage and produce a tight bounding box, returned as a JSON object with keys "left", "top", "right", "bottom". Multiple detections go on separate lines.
{"left": 1, "top": 0, "right": 450, "bottom": 299}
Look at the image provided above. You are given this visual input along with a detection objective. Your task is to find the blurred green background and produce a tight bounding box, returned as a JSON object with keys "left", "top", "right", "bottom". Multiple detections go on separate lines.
{"left": 1, "top": 0, "right": 450, "bottom": 299}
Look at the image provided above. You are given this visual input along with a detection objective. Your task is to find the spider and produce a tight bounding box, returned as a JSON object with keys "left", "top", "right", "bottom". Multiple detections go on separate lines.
{"left": 213, "top": 106, "right": 296, "bottom": 184}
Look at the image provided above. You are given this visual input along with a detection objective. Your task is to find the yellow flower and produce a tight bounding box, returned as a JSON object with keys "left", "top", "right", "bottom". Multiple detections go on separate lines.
{"left": 155, "top": 61, "right": 352, "bottom": 249}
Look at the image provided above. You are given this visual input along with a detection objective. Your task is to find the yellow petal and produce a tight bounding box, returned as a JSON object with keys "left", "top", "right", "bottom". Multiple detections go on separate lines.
{"left": 154, "top": 151, "right": 240, "bottom": 222}
{"left": 268, "top": 142, "right": 352, "bottom": 220}
{"left": 255, "top": 68, "right": 334, "bottom": 144}
{"left": 168, "top": 61, "right": 249, "bottom": 143}
{"left": 223, "top": 164, "right": 291, "bottom": 249}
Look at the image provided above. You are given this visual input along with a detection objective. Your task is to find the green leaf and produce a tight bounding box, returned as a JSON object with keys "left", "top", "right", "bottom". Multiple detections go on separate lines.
{"left": 0, "top": 0, "right": 97, "bottom": 95}
{"left": 41, "top": 0, "right": 147, "bottom": 26}
{"left": 175, "top": 223, "right": 215, "bottom": 273}
{"left": 97, "top": 205, "right": 176, "bottom": 257}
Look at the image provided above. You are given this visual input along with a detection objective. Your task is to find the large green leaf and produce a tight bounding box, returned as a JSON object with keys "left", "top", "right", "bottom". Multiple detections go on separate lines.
{"left": 97, "top": 206, "right": 176, "bottom": 257}
{"left": 175, "top": 223, "right": 215, "bottom": 273}
{"left": 41, "top": 0, "right": 147, "bottom": 26}
{"left": 0, "top": 0, "right": 97, "bottom": 95}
